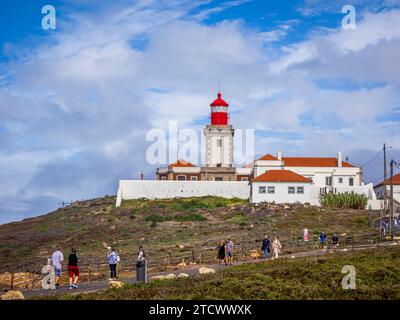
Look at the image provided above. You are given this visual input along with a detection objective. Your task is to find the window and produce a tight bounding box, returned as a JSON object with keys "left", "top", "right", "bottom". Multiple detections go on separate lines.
{"left": 267, "top": 186, "right": 275, "bottom": 194}
{"left": 297, "top": 186, "right": 304, "bottom": 194}
{"left": 215, "top": 177, "right": 223, "bottom": 181}
{"left": 240, "top": 177, "right": 248, "bottom": 181}
{"left": 349, "top": 178, "right": 354, "bottom": 186}
{"left": 259, "top": 186, "right": 266, "bottom": 194}
{"left": 325, "top": 176, "right": 333, "bottom": 186}
{"left": 177, "top": 175, "right": 186, "bottom": 181}
{"left": 288, "top": 186, "right": 295, "bottom": 194}
{"left": 339, "top": 177, "right": 343, "bottom": 184}
{"left": 161, "top": 176, "right": 166, "bottom": 180}
{"left": 217, "top": 139, "right": 222, "bottom": 147}
{"left": 190, "top": 176, "right": 198, "bottom": 181}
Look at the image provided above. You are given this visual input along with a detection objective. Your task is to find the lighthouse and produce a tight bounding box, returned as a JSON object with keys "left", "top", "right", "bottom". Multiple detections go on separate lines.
{"left": 204, "top": 91, "right": 235, "bottom": 171}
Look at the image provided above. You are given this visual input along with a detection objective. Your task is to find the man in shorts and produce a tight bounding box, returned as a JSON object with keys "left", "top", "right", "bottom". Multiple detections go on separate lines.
{"left": 51, "top": 247, "right": 64, "bottom": 288}
{"left": 226, "top": 238, "right": 234, "bottom": 266}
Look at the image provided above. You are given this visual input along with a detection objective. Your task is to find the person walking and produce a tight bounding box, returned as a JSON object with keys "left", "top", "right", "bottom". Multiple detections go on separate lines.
{"left": 67, "top": 248, "right": 80, "bottom": 289}
{"left": 217, "top": 240, "right": 226, "bottom": 265}
{"left": 108, "top": 248, "right": 120, "bottom": 280}
{"left": 331, "top": 234, "right": 339, "bottom": 252}
{"left": 272, "top": 237, "right": 282, "bottom": 259}
{"left": 261, "top": 235, "right": 271, "bottom": 259}
{"left": 226, "top": 238, "right": 234, "bottom": 266}
{"left": 51, "top": 247, "right": 64, "bottom": 288}
{"left": 137, "top": 245, "right": 146, "bottom": 262}
{"left": 319, "top": 231, "right": 327, "bottom": 249}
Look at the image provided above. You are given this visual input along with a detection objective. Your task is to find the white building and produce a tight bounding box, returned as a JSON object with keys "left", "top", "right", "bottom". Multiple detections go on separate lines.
{"left": 116, "top": 91, "right": 378, "bottom": 208}
{"left": 251, "top": 170, "right": 314, "bottom": 204}
{"left": 374, "top": 173, "right": 400, "bottom": 202}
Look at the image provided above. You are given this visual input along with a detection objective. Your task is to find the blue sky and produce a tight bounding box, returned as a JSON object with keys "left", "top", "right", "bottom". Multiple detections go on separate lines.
{"left": 1, "top": 0, "right": 400, "bottom": 223}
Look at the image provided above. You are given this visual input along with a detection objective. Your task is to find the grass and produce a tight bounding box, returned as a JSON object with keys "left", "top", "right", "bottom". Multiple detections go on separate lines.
{"left": 39, "top": 246, "right": 400, "bottom": 300}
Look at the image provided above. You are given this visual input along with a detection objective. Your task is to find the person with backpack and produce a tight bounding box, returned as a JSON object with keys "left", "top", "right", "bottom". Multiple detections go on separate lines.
{"left": 67, "top": 248, "right": 80, "bottom": 289}
{"left": 261, "top": 235, "right": 271, "bottom": 258}
{"left": 319, "top": 231, "right": 327, "bottom": 249}
{"left": 51, "top": 247, "right": 64, "bottom": 288}
{"left": 108, "top": 248, "right": 120, "bottom": 280}
{"left": 331, "top": 234, "right": 339, "bottom": 252}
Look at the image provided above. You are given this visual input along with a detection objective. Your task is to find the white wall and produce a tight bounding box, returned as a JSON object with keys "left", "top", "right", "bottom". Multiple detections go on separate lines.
{"left": 116, "top": 180, "right": 250, "bottom": 206}
{"left": 251, "top": 183, "right": 377, "bottom": 207}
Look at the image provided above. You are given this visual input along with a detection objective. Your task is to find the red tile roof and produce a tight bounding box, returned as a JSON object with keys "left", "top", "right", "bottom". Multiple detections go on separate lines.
{"left": 283, "top": 157, "right": 354, "bottom": 168}
{"left": 258, "top": 154, "right": 279, "bottom": 161}
{"left": 252, "top": 170, "right": 312, "bottom": 183}
{"left": 375, "top": 173, "right": 400, "bottom": 187}
{"left": 168, "top": 159, "right": 196, "bottom": 168}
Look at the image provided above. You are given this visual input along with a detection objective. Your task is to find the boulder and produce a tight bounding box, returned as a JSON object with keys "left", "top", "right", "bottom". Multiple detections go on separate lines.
{"left": 249, "top": 250, "right": 261, "bottom": 259}
{"left": 1, "top": 290, "right": 25, "bottom": 300}
{"left": 108, "top": 281, "right": 124, "bottom": 289}
{"left": 178, "top": 273, "right": 189, "bottom": 278}
{"left": 199, "top": 267, "right": 215, "bottom": 275}
{"left": 152, "top": 273, "right": 177, "bottom": 281}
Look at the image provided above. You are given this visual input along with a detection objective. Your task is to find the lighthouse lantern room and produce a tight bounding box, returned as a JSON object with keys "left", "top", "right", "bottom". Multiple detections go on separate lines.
{"left": 204, "top": 92, "right": 234, "bottom": 168}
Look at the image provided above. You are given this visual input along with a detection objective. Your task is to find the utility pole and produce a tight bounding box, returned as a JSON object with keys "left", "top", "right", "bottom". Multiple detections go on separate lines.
{"left": 383, "top": 143, "right": 387, "bottom": 212}
{"left": 390, "top": 159, "right": 394, "bottom": 240}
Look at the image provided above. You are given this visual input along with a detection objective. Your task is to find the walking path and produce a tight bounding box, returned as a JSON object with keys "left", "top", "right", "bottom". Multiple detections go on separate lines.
{"left": 22, "top": 241, "right": 399, "bottom": 299}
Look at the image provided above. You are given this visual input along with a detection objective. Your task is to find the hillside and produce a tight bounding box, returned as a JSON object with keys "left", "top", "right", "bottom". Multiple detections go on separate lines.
{"left": 38, "top": 246, "right": 400, "bottom": 300}
{"left": 0, "top": 196, "right": 381, "bottom": 279}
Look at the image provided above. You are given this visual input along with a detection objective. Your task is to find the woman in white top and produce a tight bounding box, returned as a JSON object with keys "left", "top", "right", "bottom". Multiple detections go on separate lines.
{"left": 272, "top": 238, "right": 282, "bottom": 259}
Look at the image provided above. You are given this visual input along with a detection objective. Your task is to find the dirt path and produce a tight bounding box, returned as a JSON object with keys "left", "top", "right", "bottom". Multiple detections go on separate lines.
{"left": 22, "top": 241, "right": 399, "bottom": 299}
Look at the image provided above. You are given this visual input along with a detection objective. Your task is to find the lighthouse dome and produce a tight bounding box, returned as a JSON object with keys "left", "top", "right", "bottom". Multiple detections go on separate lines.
{"left": 210, "top": 92, "right": 229, "bottom": 107}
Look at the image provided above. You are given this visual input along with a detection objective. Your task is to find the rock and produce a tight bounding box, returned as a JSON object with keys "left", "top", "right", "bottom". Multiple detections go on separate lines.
{"left": 284, "top": 205, "right": 290, "bottom": 210}
{"left": 1, "top": 290, "right": 25, "bottom": 300}
{"left": 110, "top": 225, "right": 116, "bottom": 230}
{"left": 178, "top": 273, "right": 189, "bottom": 278}
{"left": 108, "top": 281, "right": 124, "bottom": 289}
{"left": 178, "top": 245, "right": 185, "bottom": 249}
{"left": 199, "top": 267, "right": 215, "bottom": 275}
{"left": 249, "top": 249, "right": 261, "bottom": 259}
{"left": 152, "top": 273, "right": 177, "bottom": 281}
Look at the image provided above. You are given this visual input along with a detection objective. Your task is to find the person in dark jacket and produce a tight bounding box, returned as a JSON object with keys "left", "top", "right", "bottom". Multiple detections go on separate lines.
{"left": 319, "top": 231, "right": 327, "bottom": 249}
{"left": 217, "top": 240, "right": 226, "bottom": 265}
{"left": 67, "top": 248, "right": 80, "bottom": 289}
{"left": 331, "top": 234, "right": 339, "bottom": 252}
{"left": 261, "top": 235, "right": 271, "bottom": 258}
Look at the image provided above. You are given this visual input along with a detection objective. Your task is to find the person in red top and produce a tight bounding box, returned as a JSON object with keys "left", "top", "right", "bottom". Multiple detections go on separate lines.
{"left": 68, "top": 248, "right": 80, "bottom": 289}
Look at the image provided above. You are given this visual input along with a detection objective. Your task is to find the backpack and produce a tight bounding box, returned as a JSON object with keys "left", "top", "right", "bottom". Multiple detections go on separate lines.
{"left": 108, "top": 252, "right": 118, "bottom": 264}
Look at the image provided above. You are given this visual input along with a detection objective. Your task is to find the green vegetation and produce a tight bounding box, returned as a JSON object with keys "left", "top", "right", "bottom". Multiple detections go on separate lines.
{"left": 320, "top": 192, "right": 368, "bottom": 209}
{"left": 41, "top": 246, "right": 400, "bottom": 300}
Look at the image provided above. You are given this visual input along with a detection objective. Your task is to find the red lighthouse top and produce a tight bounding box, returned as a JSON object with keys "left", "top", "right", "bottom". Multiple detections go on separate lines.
{"left": 210, "top": 92, "right": 229, "bottom": 125}
{"left": 210, "top": 92, "right": 229, "bottom": 107}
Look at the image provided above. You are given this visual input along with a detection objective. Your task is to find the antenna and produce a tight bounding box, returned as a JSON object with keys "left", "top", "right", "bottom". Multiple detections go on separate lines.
{"left": 218, "top": 80, "right": 221, "bottom": 93}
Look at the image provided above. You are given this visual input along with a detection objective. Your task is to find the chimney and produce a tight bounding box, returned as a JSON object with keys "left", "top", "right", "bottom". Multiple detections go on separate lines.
{"left": 337, "top": 152, "right": 342, "bottom": 167}
{"left": 277, "top": 151, "right": 282, "bottom": 161}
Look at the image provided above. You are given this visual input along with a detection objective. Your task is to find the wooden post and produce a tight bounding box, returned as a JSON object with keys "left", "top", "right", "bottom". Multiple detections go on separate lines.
{"left": 88, "top": 264, "right": 91, "bottom": 282}
{"left": 168, "top": 252, "right": 172, "bottom": 265}
{"left": 241, "top": 243, "right": 244, "bottom": 258}
{"left": 199, "top": 253, "right": 202, "bottom": 265}
{"left": 192, "top": 249, "right": 195, "bottom": 263}
{"left": 10, "top": 272, "right": 14, "bottom": 290}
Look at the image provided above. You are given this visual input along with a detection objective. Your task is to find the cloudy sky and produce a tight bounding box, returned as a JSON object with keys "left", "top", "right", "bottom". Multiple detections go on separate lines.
{"left": 1, "top": 0, "right": 400, "bottom": 224}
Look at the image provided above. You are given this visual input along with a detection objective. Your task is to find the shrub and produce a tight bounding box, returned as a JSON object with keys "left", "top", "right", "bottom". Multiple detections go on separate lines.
{"left": 173, "top": 213, "right": 206, "bottom": 222}
{"left": 320, "top": 192, "right": 368, "bottom": 209}
{"left": 145, "top": 214, "right": 164, "bottom": 223}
